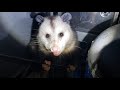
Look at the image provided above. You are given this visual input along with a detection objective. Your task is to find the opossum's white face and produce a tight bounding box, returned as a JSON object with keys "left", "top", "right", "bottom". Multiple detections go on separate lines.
{"left": 37, "top": 15, "right": 77, "bottom": 56}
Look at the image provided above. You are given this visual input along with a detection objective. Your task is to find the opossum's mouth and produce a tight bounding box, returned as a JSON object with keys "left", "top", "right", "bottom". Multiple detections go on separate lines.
{"left": 42, "top": 44, "right": 62, "bottom": 56}
{"left": 43, "top": 45, "right": 61, "bottom": 56}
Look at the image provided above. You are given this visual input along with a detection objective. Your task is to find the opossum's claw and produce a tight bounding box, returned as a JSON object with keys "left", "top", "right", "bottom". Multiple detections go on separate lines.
{"left": 42, "top": 64, "right": 50, "bottom": 71}
{"left": 44, "top": 60, "right": 51, "bottom": 66}
{"left": 42, "top": 60, "right": 51, "bottom": 71}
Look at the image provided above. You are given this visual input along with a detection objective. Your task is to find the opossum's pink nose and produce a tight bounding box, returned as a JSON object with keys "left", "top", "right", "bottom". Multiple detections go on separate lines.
{"left": 51, "top": 47, "right": 61, "bottom": 56}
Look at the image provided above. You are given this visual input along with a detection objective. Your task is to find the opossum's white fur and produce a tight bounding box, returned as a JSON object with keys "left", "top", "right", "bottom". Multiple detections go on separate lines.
{"left": 37, "top": 16, "right": 78, "bottom": 56}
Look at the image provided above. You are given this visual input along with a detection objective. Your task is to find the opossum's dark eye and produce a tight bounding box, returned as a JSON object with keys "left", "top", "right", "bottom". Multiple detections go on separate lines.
{"left": 59, "top": 32, "right": 64, "bottom": 37}
{"left": 46, "top": 34, "right": 50, "bottom": 38}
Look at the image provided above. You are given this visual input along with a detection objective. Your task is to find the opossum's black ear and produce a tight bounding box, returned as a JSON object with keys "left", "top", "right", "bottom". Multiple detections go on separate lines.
{"left": 35, "top": 15, "right": 44, "bottom": 23}
{"left": 61, "top": 12, "right": 72, "bottom": 23}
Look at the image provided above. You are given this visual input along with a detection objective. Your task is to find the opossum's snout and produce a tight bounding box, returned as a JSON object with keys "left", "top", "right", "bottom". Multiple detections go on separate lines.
{"left": 50, "top": 42, "right": 63, "bottom": 56}
{"left": 51, "top": 46, "right": 61, "bottom": 56}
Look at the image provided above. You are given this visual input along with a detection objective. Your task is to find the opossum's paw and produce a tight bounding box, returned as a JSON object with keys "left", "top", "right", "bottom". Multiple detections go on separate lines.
{"left": 40, "top": 70, "right": 49, "bottom": 78}
{"left": 42, "top": 60, "right": 51, "bottom": 71}
{"left": 40, "top": 60, "right": 51, "bottom": 78}
{"left": 66, "top": 65, "right": 76, "bottom": 72}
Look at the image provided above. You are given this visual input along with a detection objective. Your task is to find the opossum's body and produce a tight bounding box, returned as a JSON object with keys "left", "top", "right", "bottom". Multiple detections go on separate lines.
{"left": 29, "top": 13, "right": 82, "bottom": 78}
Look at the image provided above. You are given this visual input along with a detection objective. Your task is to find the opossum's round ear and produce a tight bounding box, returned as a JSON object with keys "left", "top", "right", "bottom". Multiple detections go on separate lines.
{"left": 35, "top": 15, "right": 44, "bottom": 23}
{"left": 61, "top": 12, "right": 72, "bottom": 23}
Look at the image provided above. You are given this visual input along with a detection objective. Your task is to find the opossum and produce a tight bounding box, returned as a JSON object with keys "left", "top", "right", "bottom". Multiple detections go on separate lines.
{"left": 29, "top": 13, "right": 82, "bottom": 78}
{"left": 37, "top": 13, "right": 79, "bottom": 57}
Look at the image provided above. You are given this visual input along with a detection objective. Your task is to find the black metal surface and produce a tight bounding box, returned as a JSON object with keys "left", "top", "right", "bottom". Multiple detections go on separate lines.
{"left": 97, "top": 39, "right": 120, "bottom": 78}
{"left": 0, "top": 34, "right": 31, "bottom": 78}
{"left": 88, "top": 24, "right": 120, "bottom": 78}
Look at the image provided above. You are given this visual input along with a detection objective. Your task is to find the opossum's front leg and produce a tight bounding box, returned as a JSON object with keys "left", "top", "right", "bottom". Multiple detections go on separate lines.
{"left": 66, "top": 53, "right": 80, "bottom": 78}
{"left": 66, "top": 64, "right": 77, "bottom": 78}
{"left": 66, "top": 65, "right": 76, "bottom": 72}
{"left": 40, "top": 60, "right": 51, "bottom": 78}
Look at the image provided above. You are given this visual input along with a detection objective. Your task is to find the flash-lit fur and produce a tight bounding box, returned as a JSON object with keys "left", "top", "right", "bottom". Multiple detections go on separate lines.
{"left": 37, "top": 16, "right": 78, "bottom": 56}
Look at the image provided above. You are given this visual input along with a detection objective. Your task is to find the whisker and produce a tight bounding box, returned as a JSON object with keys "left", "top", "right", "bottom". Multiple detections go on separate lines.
{"left": 74, "top": 46, "right": 81, "bottom": 49}
{"left": 30, "top": 44, "right": 39, "bottom": 46}
{"left": 33, "top": 29, "right": 38, "bottom": 31}
{"left": 31, "top": 40, "right": 38, "bottom": 42}
{"left": 69, "top": 51, "right": 72, "bottom": 56}
{"left": 34, "top": 44, "right": 39, "bottom": 46}
{"left": 31, "top": 38, "right": 37, "bottom": 39}
{"left": 31, "top": 35, "right": 37, "bottom": 37}
{"left": 31, "top": 38, "right": 37, "bottom": 40}
{"left": 32, "top": 40, "right": 38, "bottom": 42}
{"left": 32, "top": 41, "right": 38, "bottom": 43}
{"left": 60, "top": 53, "right": 64, "bottom": 59}
{"left": 33, "top": 42, "right": 39, "bottom": 44}
{"left": 31, "top": 40, "right": 38, "bottom": 41}
{"left": 32, "top": 43, "right": 39, "bottom": 44}
{"left": 29, "top": 43, "right": 39, "bottom": 45}
{"left": 32, "top": 37, "right": 37, "bottom": 38}
{"left": 29, "top": 41, "right": 39, "bottom": 44}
